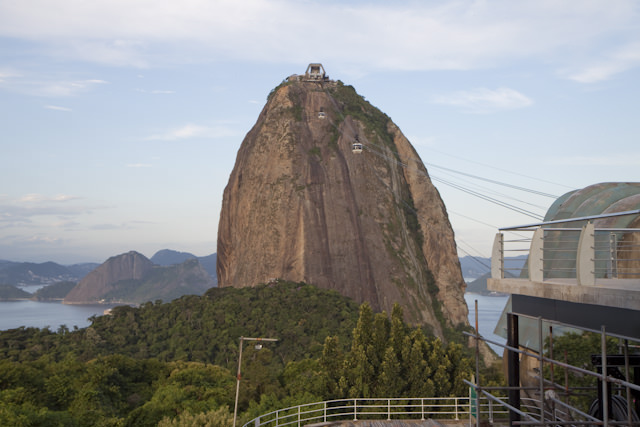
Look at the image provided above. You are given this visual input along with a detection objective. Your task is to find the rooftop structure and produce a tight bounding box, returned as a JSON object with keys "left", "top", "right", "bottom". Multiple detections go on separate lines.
{"left": 475, "top": 182, "right": 640, "bottom": 425}
{"left": 304, "top": 63, "right": 329, "bottom": 81}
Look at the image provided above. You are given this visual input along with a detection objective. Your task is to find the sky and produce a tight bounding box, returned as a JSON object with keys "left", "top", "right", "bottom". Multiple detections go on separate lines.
{"left": 1, "top": 0, "right": 639, "bottom": 265}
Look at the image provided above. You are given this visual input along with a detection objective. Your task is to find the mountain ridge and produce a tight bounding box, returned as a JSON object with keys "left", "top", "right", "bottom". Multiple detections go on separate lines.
{"left": 64, "top": 251, "right": 216, "bottom": 304}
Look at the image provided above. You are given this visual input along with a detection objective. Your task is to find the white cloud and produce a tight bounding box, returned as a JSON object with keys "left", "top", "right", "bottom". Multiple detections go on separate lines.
{"left": 135, "top": 88, "right": 175, "bottom": 94}
{"left": 548, "top": 154, "right": 640, "bottom": 167}
{"left": 37, "top": 79, "right": 108, "bottom": 97}
{"left": 19, "top": 194, "right": 81, "bottom": 203}
{"left": 0, "top": 0, "right": 637, "bottom": 77}
{"left": 432, "top": 87, "right": 533, "bottom": 114}
{"left": 24, "top": 234, "right": 62, "bottom": 245}
{"left": 126, "top": 163, "right": 152, "bottom": 168}
{"left": 45, "top": 105, "right": 72, "bottom": 112}
{"left": 566, "top": 41, "right": 640, "bottom": 83}
{"left": 144, "top": 123, "right": 238, "bottom": 141}
{"left": 0, "top": 74, "right": 108, "bottom": 97}
{"left": 0, "top": 194, "right": 94, "bottom": 228}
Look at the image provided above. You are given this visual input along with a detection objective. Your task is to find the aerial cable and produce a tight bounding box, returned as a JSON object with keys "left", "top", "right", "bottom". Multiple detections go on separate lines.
{"left": 447, "top": 209, "right": 532, "bottom": 242}
{"left": 421, "top": 145, "right": 575, "bottom": 190}
{"left": 430, "top": 175, "right": 545, "bottom": 221}
{"left": 456, "top": 246, "right": 491, "bottom": 273}
{"left": 399, "top": 193, "right": 491, "bottom": 272}
{"left": 429, "top": 168, "right": 551, "bottom": 211}
{"left": 352, "top": 127, "right": 556, "bottom": 209}
{"left": 361, "top": 136, "right": 555, "bottom": 207}
{"left": 362, "top": 141, "right": 546, "bottom": 221}
{"left": 423, "top": 162, "right": 559, "bottom": 198}
{"left": 447, "top": 210, "right": 497, "bottom": 230}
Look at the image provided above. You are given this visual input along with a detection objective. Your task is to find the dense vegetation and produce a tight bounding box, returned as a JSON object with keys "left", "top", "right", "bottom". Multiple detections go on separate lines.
{"left": 0, "top": 284, "right": 31, "bottom": 300}
{"left": 543, "top": 331, "right": 623, "bottom": 413}
{"left": 32, "top": 281, "right": 77, "bottom": 300}
{"left": 0, "top": 281, "right": 492, "bottom": 426}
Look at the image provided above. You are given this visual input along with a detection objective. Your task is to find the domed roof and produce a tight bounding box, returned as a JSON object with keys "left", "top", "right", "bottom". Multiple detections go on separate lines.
{"left": 545, "top": 182, "right": 640, "bottom": 228}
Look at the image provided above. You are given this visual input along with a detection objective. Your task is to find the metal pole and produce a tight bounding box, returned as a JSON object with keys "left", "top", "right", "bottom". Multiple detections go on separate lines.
{"left": 233, "top": 337, "right": 279, "bottom": 427}
{"left": 507, "top": 312, "right": 521, "bottom": 425}
{"left": 624, "top": 339, "right": 632, "bottom": 426}
{"left": 475, "top": 299, "right": 480, "bottom": 427}
{"left": 601, "top": 326, "right": 609, "bottom": 427}
{"left": 538, "top": 317, "right": 545, "bottom": 424}
{"left": 233, "top": 337, "right": 245, "bottom": 427}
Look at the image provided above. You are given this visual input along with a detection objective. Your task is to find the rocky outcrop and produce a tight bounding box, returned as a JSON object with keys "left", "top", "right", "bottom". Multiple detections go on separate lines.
{"left": 217, "top": 74, "right": 468, "bottom": 335}
{"left": 64, "top": 251, "right": 215, "bottom": 304}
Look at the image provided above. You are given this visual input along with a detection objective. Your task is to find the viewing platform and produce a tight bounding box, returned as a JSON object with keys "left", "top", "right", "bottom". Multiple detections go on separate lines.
{"left": 487, "top": 209, "right": 640, "bottom": 339}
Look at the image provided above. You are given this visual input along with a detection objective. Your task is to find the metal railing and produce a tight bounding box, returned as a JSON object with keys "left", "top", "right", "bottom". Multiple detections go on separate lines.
{"left": 490, "top": 210, "right": 640, "bottom": 284}
{"left": 242, "top": 396, "right": 509, "bottom": 426}
{"left": 465, "top": 314, "right": 640, "bottom": 426}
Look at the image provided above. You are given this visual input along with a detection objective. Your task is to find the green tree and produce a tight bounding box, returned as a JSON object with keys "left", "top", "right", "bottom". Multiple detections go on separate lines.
{"left": 319, "top": 336, "right": 343, "bottom": 398}
{"left": 158, "top": 406, "right": 233, "bottom": 427}
{"left": 376, "top": 346, "right": 404, "bottom": 396}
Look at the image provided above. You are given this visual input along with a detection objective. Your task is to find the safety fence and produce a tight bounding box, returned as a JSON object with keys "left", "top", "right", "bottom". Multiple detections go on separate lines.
{"left": 242, "top": 396, "right": 509, "bottom": 426}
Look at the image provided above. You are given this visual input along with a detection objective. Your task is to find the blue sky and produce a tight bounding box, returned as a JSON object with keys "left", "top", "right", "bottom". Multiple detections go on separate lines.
{"left": 1, "top": 0, "right": 639, "bottom": 265}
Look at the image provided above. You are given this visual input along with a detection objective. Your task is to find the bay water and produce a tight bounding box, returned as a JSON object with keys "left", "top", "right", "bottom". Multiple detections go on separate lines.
{"left": 464, "top": 293, "right": 509, "bottom": 354}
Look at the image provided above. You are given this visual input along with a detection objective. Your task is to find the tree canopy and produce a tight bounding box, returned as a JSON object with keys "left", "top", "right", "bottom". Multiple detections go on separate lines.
{"left": 0, "top": 280, "right": 486, "bottom": 426}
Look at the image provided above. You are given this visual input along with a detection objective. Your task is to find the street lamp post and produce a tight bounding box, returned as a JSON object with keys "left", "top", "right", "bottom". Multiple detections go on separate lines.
{"left": 233, "top": 336, "right": 278, "bottom": 427}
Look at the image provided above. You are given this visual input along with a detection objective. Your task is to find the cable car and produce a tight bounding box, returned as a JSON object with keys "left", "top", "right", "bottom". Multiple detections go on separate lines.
{"left": 352, "top": 135, "right": 363, "bottom": 154}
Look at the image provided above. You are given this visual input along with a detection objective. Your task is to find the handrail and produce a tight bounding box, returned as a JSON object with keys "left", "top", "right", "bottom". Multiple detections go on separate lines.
{"left": 499, "top": 209, "right": 640, "bottom": 231}
{"left": 491, "top": 225, "right": 640, "bottom": 282}
{"left": 242, "top": 396, "right": 509, "bottom": 426}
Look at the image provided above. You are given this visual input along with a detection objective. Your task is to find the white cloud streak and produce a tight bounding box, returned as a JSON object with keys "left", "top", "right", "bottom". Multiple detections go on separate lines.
{"left": 144, "top": 123, "right": 239, "bottom": 141}
{"left": 0, "top": 0, "right": 637, "bottom": 80}
{"left": 432, "top": 87, "right": 533, "bottom": 114}
{"left": 45, "top": 105, "right": 72, "bottom": 112}
{"left": 548, "top": 154, "right": 640, "bottom": 167}
{"left": 566, "top": 41, "right": 640, "bottom": 83}
{"left": 0, "top": 194, "right": 93, "bottom": 228}
{"left": 0, "top": 75, "right": 108, "bottom": 97}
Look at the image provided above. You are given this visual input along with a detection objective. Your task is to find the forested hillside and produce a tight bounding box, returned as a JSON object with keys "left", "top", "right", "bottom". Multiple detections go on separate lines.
{"left": 0, "top": 281, "right": 496, "bottom": 426}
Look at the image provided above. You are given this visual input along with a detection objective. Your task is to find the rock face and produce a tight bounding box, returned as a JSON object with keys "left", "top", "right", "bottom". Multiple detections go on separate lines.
{"left": 217, "top": 73, "right": 468, "bottom": 334}
{"left": 64, "top": 251, "right": 215, "bottom": 304}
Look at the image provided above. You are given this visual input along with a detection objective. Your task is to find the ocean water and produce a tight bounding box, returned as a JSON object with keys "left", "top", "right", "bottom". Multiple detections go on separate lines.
{"left": 0, "top": 300, "right": 116, "bottom": 331}
{"left": 464, "top": 293, "right": 509, "bottom": 354}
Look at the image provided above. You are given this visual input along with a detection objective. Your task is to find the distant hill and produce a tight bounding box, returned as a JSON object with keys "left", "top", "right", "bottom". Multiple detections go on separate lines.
{"left": 0, "top": 284, "right": 31, "bottom": 300}
{"left": 0, "top": 250, "right": 217, "bottom": 290}
{"left": 465, "top": 272, "right": 515, "bottom": 295}
{"left": 459, "top": 255, "right": 527, "bottom": 280}
{"left": 459, "top": 256, "right": 491, "bottom": 280}
{"left": 0, "top": 260, "right": 97, "bottom": 286}
{"left": 32, "top": 281, "right": 77, "bottom": 300}
{"left": 64, "top": 251, "right": 216, "bottom": 304}
{"left": 66, "top": 263, "right": 101, "bottom": 278}
{"left": 195, "top": 253, "right": 216, "bottom": 282}
{"left": 150, "top": 249, "right": 197, "bottom": 265}
{"left": 151, "top": 249, "right": 217, "bottom": 285}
